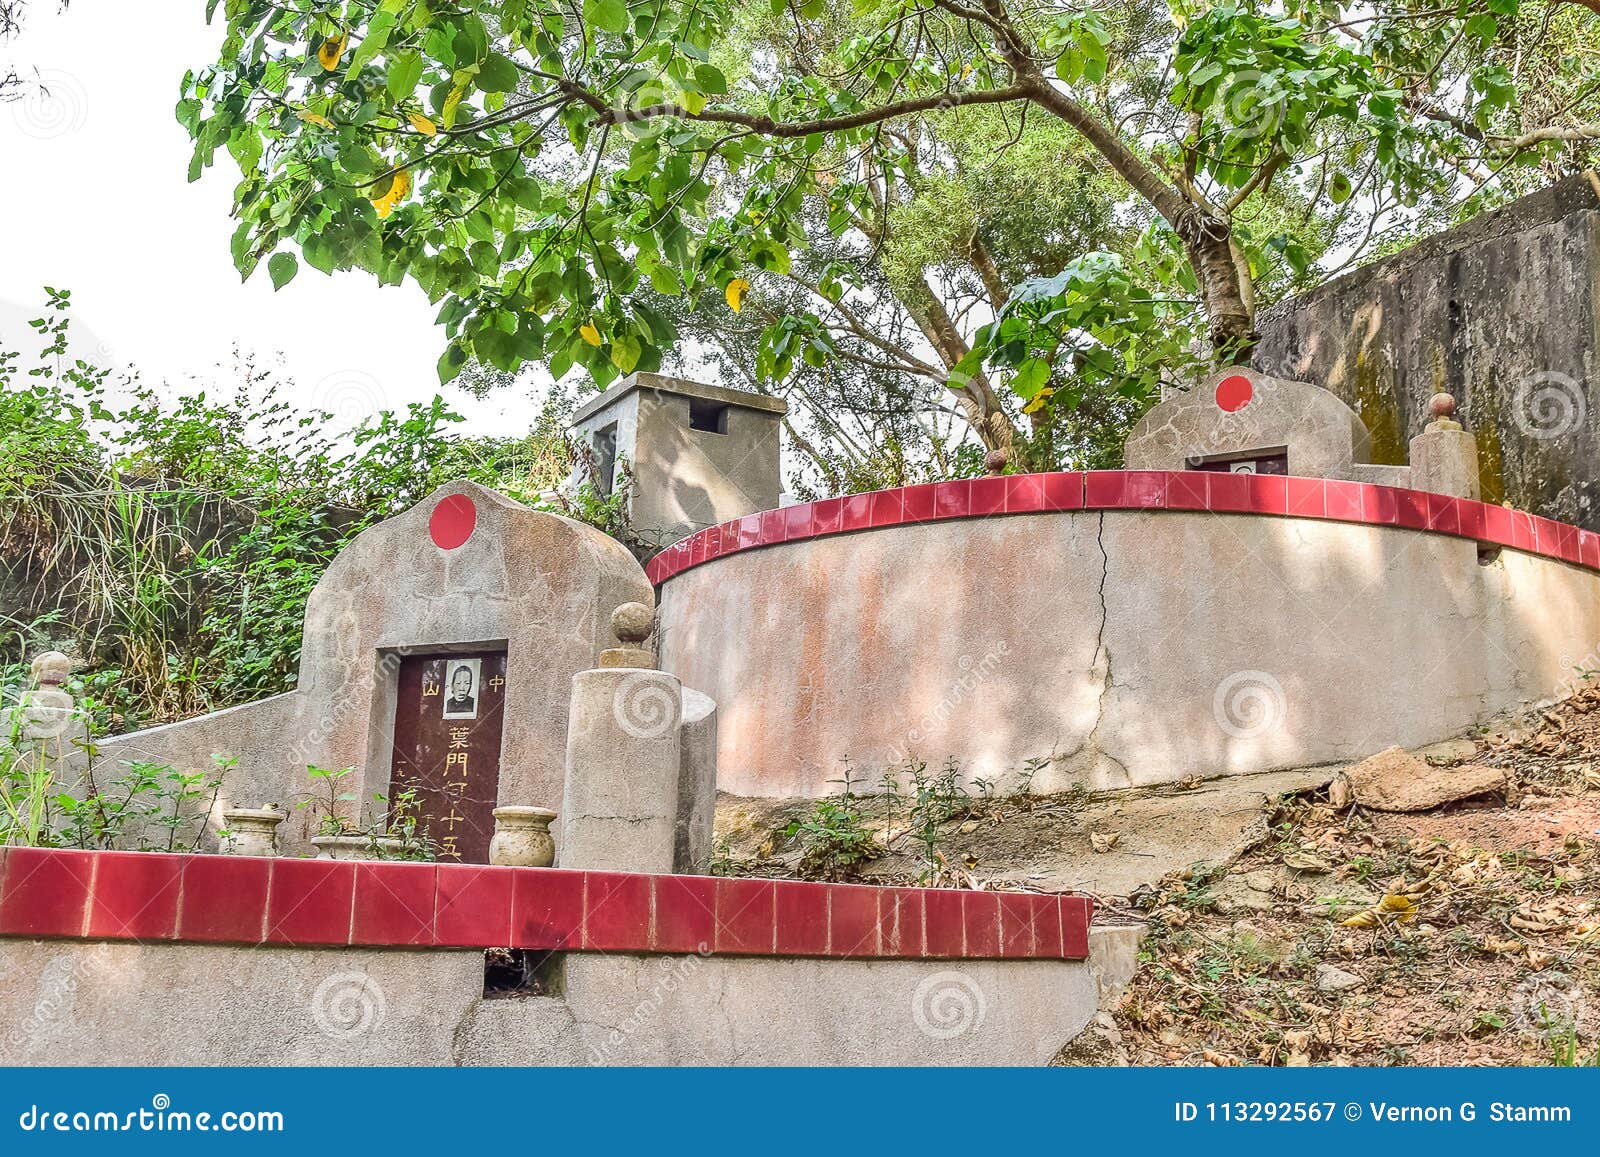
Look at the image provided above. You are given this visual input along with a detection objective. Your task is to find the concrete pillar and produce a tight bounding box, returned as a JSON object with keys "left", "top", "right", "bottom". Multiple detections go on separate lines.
{"left": 559, "top": 604, "right": 683, "bottom": 872}
{"left": 1409, "top": 392, "right": 1481, "bottom": 499}
{"left": 561, "top": 667, "right": 683, "bottom": 872}
{"left": 675, "top": 688, "right": 718, "bottom": 873}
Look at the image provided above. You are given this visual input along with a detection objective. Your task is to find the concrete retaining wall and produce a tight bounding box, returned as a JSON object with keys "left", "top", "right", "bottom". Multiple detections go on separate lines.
{"left": 1256, "top": 173, "right": 1600, "bottom": 529}
{"left": 0, "top": 938, "right": 1099, "bottom": 1066}
{"left": 0, "top": 847, "right": 1103, "bottom": 1065}
{"left": 655, "top": 473, "right": 1600, "bottom": 798}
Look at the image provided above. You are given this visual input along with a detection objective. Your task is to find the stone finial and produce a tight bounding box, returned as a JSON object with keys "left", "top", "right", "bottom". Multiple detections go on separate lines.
{"left": 1426, "top": 392, "right": 1462, "bottom": 431}
{"left": 22, "top": 651, "right": 75, "bottom": 742}
{"left": 982, "top": 448, "right": 1009, "bottom": 477}
{"left": 1411, "top": 391, "right": 1479, "bottom": 499}
{"left": 599, "top": 601, "right": 656, "bottom": 669}
{"left": 30, "top": 650, "right": 72, "bottom": 687}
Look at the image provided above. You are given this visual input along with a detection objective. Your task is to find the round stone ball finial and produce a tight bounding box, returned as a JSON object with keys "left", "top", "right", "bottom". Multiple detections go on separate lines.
{"left": 611, "top": 602, "right": 655, "bottom": 645}
{"left": 982, "top": 448, "right": 1009, "bottom": 477}
{"left": 30, "top": 651, "right": 73, "bottom": 687}
{"left": 1428, "top": 392, "right": 1457, "bottom": 420}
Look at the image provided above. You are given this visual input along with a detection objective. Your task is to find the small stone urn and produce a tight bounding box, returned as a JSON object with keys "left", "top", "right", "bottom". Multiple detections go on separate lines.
{"left": 222, "top": 807, "right": 287, "bottom": 857}
{"left": 489, "top": 806, "right": 557, "bottom": 867}
{"left": 310, "top": 834, "right": 406, "bottom": 861}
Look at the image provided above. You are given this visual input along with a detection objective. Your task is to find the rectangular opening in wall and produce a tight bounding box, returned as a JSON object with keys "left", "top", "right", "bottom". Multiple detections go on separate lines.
{"left": 1187, "top": 446, "right": 1289, "bottom": 475}
{"left": 593, "top": 423, "right": 618, "bottom": 497}
{"left": 688, "top": 398, "right": 729, "bottom": 434}
{"left": 484, "top": 948, "right": 564, "bottom": 998}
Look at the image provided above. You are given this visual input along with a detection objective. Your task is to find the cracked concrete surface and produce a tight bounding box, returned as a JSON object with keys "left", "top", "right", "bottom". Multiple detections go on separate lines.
{"left": 0, "top": 940, "right": 1103, "bottom": 1066}
{"left": 659, "top": 509, "right": 1600, "bottom": 799}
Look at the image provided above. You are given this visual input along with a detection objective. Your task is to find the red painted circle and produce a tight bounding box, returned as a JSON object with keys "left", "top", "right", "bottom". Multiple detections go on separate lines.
{"left": 428, "top": 494, "right": 477, "bottom": 550}
{"left": 1215, "top": 374, "right": 1254, "bottom": 413}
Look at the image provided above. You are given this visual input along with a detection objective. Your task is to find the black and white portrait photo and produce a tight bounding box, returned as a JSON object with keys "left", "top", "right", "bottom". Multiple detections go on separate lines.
{"left": 441, "top": 657, "right": 481, "bottom": 720}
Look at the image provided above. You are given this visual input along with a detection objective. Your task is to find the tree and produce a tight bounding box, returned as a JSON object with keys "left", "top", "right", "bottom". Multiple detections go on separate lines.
{"left": 181, "top": 0, "right": 1599, "bottom": 468}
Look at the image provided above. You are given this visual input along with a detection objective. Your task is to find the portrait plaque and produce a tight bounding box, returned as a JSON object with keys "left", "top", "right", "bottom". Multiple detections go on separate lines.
{"left": 388, "top": 650, "right": 507, "bottom": 863}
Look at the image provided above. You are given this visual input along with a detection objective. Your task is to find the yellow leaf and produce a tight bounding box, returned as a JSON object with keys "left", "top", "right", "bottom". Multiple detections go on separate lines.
{"left": 408, "top": 112, "right": 438, "bottom": 136}
{"left": 296, "top": 110, "right": 335, "bottom": 129}
{"left": 368, "top": 168, "right": 411, "bottom": 218}
{"left": 579, "top": 321, "right": 602, "bottom": 347}
{"left": 1378, "top": 894, "right": 1416, "bottom": 920}
{"left": 317, "top": 33, "right": 347, "bottom": 72}
{"left": 1022, "top": 387, "right": 1055, "bottom": 415}
{"left": 442, "top": 84, "right": 467, "bottom": 130}
{"left": 725, "top": 277, "right": 750, "bottom": 313}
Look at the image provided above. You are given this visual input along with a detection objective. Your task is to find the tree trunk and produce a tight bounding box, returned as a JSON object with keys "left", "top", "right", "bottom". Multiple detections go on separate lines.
{"left": 1178, "top": 210, "right": 1259, "bottom": 365}
{"left": 901, "top": 281, "right": 1024, "bottom": 464}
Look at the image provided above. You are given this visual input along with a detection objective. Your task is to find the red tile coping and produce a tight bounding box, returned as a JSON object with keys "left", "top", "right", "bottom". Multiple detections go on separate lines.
{"left": 0, "top": 848, "right": 1091, "bottom": 962}
{"left": 644, "top": 470, "right": 1599, "bottom": 584}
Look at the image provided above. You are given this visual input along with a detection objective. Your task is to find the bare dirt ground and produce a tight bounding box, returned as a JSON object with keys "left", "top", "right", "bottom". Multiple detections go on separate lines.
{"left": 714, "top": 687, "right": 1600, "bottom": 1066}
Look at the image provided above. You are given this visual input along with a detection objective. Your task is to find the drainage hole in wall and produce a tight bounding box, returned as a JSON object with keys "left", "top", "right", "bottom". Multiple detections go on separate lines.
{"left": 484, "top": 948, "right": 564, "bottom": 998}
{"left": 1477, "top": 544, "right": 1502, "bottom": 566}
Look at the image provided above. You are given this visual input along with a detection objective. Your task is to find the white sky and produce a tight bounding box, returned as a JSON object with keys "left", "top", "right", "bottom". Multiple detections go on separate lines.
{"left": 0, "top": 3, "right": 544, "bottom": 437}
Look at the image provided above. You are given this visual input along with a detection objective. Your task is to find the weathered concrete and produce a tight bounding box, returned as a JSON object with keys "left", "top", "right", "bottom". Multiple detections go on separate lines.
{"left": 569, "top": 373, "right": 787, "bottom": 544}
{"left": 1127, "top": 369, "right": 1372, "bottom": 478}
{"left": 0, "top": 939, "right": 1099, "bottom": 1066}
{"left": 1410, "top": 425, "right": 1480, "bottom": 500}
{"left": 676, "top": 688, "right": 718, "bottom": 873}
{"left": 93, "top": 482, "right": 652, "bottom": 854}
{"left": 561, "top": 668, "right": 684, "bottom": 872}
{"left": 1257, "top": 172, "right": 1600, "bottom": 529}
{"left": 658, "top": 510, "right": 1600, "bottom": 798}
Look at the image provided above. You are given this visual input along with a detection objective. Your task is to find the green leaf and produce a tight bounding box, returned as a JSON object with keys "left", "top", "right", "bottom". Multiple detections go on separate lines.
{"left": 610, "top": 331, "right": 642, "bottom": 373}
{"left": 476, "top": 52, "right": 520, "bottom": 94}
{"left": 1010, "top": 357, "right": 1050, "bottom": 399}
{"left": 1328, "top": 171, "right": 1352, "bottom": 204}
{"left": 584, "top": 0, "right": 629, "bottom": 34}
{"left": 437, "top": 342, "right": 468, "bottom": 383}
{"left": 693, "top": 64, "right": 728, "bottom": 95}
{"left": 386, "top": 51, "right": 423, "bottom": 101}
{"left": 268, "top": 252, "right": 298, "bottom": 291}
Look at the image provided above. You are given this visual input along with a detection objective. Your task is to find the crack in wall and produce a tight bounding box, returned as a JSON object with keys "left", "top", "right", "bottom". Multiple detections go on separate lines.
{"left": 1075, "top": 513, "right": 1131, "bottom": 787}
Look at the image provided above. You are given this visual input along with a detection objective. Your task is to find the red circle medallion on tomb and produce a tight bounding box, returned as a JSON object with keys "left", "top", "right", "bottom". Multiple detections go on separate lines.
{"left": 1215, "top": 374, "right": 1253, "bottom": 413}
{"left": 429, "top": 494, "right": 477, "bottom": 550}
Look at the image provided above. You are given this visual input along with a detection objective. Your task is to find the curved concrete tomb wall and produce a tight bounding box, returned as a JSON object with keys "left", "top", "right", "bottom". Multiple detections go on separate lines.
{"left": 653, "top": 471, "right": 1600, "bottom": 799}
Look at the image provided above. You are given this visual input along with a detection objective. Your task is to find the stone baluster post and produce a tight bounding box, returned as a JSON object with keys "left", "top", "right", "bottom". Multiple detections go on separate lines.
{"left": 559, "top": 604, "right": 683, "bottom": 872}
{"left": 1409, "top": 393, "right": 1481, "bottom": 500}
{"left": 21, "top": 651, "right": 77, "bottom": 754}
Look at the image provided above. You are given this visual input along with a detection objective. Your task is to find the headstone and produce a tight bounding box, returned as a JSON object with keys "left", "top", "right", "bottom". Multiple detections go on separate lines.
{"left": 92, "top": 481, "right": 653, "bottom": 857}
{"left": 388, "top": 651, "right": 508, "bottom": 863}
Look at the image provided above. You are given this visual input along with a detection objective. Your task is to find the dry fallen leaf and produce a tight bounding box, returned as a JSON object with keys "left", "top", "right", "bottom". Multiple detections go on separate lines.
{"left": 1341, "top": 893, "right": 1417, "bottom": 928}
{"left": 1283, "top": 850, "right": 1332, "bottom": 873}
{"left": 1091, "top": 831, "right": 1121, "bottom": 853}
